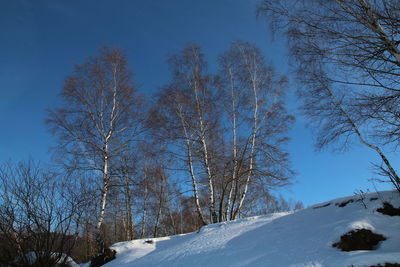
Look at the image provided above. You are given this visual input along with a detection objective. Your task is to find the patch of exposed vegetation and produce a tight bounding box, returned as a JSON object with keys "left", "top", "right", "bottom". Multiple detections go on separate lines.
{"left": 89, "top": 248, "right": 116, "bottom": 267}
{"left": 369, "top": 263, "right": 400, "bottom": 267}
{"left": 336, "top": 199, "right": 355, "bottom": 207}
{"left": 333, "top": 229, "right": 386, "bottom": 251}
{"left": 313, "top": 203, "right": 331, "bottom": 209}
{"left": 377, "top": 202, "right": 400, "bottom": 216}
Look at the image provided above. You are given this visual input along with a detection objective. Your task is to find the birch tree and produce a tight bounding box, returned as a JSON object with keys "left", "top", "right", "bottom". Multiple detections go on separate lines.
{"left": 150, "top": 85, "right": 208, "bottom": 225}
{"left": 120, "top": 155, "right": 135, "bottom": 241}
{"left": 47, "top": 47, "right": 143, "bottom": 248}
{"left": 259, "top": 0, "right": 400, "bottom": 190}
{"left": 151, "top": 44, "right": 220, "bottom": 224}
{"left": 218, "top": 41, "right": 294, "bottom": 220}
{"left": 152, "top": 43, "right": 293, "bottom": 224}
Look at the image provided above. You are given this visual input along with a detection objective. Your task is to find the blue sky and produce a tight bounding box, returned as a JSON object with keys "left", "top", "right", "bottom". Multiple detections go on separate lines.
{"left": 0, "top": 0, "right": 394, "bottom": 206}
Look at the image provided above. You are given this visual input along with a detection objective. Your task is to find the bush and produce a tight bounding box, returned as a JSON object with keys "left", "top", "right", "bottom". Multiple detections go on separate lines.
{"left": 89, "top": 248, "right": 116, "bottom": 267}
{"left": 333, "top": 229, "right": 386, "bottom": 251}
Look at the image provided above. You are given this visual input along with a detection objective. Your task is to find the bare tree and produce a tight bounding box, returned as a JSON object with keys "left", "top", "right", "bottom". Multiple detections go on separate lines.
{"left": 139, "top": 165, "right": 149, "bottom": 239}
{"left": 119, "top": 155, "right": 136, "bottom": 241}
{"left": 47, "top": 47, "right": 144, "bottom": 248}
{"left": 0, "top": 160, "right": 87, "bottom": 266}
{"left": 110, "top": 151, "right": 139, "bottom": 242}
{"left": 151, "top": 166, "right": 167, "bottom": 238}
{"left": 259, "top": 0, "right": 400, "bottom": 190}
{"left": 150, "top": 44, "right": 220, "bottom": 224}
{"left": 218, "top": 41, "right": 294, "bottom": 220}
{"left": 151, "top": 42, "right": 294, "bottom": 224}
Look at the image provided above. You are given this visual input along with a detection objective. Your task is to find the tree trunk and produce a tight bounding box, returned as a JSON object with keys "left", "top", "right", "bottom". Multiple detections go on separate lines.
{"left": 140, "top": 177, "right": 148, "bottom": 238}
{"left": 153, "top": 175, "right": 165, "bottom": 238}
{"left": 123, "top": 174, "right": 134, "bottom": 240}
{"left": 226, "top": 67, "right": 238, "bottom": 221}
{"left": 192, "top": 72, "right": 217, "bottom": 223}
{"left": 177, "top": 105, "right": 207, "bottom": 225}
{"left": 96, "top": 148, "right": 109, "bottom": 231}
{"left": 233, "top": 60, "right": 259, "bottom": 220}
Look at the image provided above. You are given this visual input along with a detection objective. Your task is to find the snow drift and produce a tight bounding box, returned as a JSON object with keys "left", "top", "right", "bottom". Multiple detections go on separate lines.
{"left": 102, "top": 190, "right": 400, "bottom": 267}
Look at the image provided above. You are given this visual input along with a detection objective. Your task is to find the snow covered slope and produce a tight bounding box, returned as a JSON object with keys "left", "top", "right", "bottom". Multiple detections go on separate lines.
{"left": 104, "top": 191, "right": 400, "bottom": 267}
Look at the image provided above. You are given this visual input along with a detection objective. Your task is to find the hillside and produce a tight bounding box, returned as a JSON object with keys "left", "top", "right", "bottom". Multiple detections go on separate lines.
{"left": 102, "top": 191, "right": 400, "bottom": 267}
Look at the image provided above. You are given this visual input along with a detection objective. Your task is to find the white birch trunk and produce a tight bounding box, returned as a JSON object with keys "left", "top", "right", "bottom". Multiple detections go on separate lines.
{"left": 177, "top": 105, "right": 207, "bottom": 225}
{"left": 154, "top": 173, "right": 165, "bottom": 238}
{"left": 96, "top": 145, "right": 109, "bottom": 230}
{"left": 226, "top": 67, "right": 238, "bottom": 221}
{"left": 193, "top": 82, "right": 217, "bottom": 223}
{"left": 96, "top": 65, "right": 118, "bottom": 233}
{"left": 140, "top": 180, "right": 148, "bottom": 239}
{"left": 190, "top": 52, "right": 218, "bottom": 223}
{"left": 233, "top": 56, "right": 259, "bottom": 220}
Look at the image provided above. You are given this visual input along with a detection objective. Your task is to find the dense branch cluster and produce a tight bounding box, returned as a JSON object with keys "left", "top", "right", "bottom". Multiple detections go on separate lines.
{"left": 151, "top": 42, "right": 294, "bottom": 224}
{"left": 259, "top": 0, "right": 400, "bottom": 190}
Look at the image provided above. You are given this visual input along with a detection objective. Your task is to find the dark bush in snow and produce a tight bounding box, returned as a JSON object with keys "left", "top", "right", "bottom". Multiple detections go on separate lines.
{"left": 333, "top": 229, "right": 386, "bottom": 251}
{"left": 377, "top": 202, "right": 400, "bottom": 216}
{"left": 369, "top": 263, "right": 400, "bottom": 267}
{"left": 336, "top": 199, "right": 355, "bottom": 207}
{"left": 313, "top": 203, "right": 331, "bottom": 209}
{"left": 89, "top": 247, "right": 116, "bottom": 267}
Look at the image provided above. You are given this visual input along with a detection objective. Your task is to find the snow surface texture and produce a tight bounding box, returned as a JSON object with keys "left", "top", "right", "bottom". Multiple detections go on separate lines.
{"left": 15, "top": 252, "right": 80, "bottom": 267}
{"left": 103, "top": 191, "right": 400, "bottom": 267}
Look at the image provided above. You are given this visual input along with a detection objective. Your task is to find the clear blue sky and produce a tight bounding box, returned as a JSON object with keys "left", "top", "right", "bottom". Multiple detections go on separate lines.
{"left": 0, "top": 0, "right": 394, "bottom": 206}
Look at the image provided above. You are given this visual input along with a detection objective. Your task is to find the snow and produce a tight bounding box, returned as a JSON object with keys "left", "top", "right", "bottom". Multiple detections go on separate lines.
{"left": 102, "top": 190, "right": 400, "bottom": 267}
{"left": 14, "top": 252, "right": 80, "bottom": 267}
